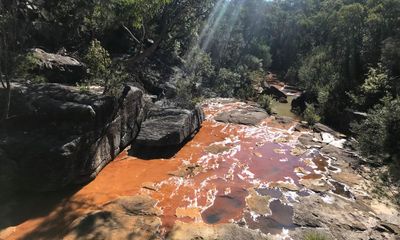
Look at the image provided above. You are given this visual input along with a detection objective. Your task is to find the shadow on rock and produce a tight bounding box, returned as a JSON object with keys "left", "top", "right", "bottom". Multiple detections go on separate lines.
{"left": 0, "top": 185, "right": 85, "bottom": 239}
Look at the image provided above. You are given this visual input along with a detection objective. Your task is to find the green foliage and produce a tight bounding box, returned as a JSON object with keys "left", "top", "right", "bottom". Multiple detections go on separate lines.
{"left": 303, "top": 103, "right": 321, "bottom": 126}
{"left": 76, "top": 82, "right": 90, "bottom": 93}
{"left": 298, "top": 47, "right": 338, "bottom": 95}
{"left": 243, "top": 54, "right": 262, "bottom": 71}
{"left": 175, "top": 76, "right": 197, "bottom": 109}
{"left": 362, "top": 65, "right": 390, "bottom": 94}
{"left": 258, "top": 94, "right": 273, "bottom": 114}
{"left": 83, "top": 39, "right": 129, "bottom": 95}
{"left": 235, "top": 84, "right": 255, "bottom": 100}
{"left": 186, "top": 47, "right": 215, "bottom": 81}
{"left": 15, "top": 53, "right": 46, "bottom": 83}
{"left": 349, "top": 64, "right": 391, "bottom": 111}
{"left": 84, "top": 39, "right": 112, "bottom": 81}
{"left": 253, "top": 44, "right": 272, "bottom": 70}
{"left": 352, "top": 96, "right": 400, "bottom": 164}
{"left": 381, "top": 37, "right": 400, "bottom": 75}
{"left": 214, "top": 68, "right": 241, "bottom": 97}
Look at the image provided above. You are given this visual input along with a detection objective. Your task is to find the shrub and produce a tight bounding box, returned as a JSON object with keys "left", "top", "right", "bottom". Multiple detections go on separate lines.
{"left": 349, "top": 64, "right": 391, "bottom": 111}
{"left": 84, "top": 39, "right": 128, "bottom": 95}
{"left": 176, "top": 75, "right": 197, "bottom": 109}
{"left": 84, "top": 39, "right": 112, "bottom": 86}
{"left": 243, "top": 54, "right": 262, "bottom": 70}
{"left": 16, "top": 53, "right": 47, "bottom": 83}
{"left": 258, "top": 94, "right": 273, "bottom": 114}
{"left": 215, "top": 68, "right": 241, "bottom": 97}
{"left": 352, "top": 96, "right": 400, "bottom": 164}
{"left": 303, "top": 103, "right": 321, "bottom": 125}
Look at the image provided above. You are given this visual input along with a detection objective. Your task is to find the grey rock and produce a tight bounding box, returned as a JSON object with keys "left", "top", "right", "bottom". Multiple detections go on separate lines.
{"left": 215, "top": 106, "right": 269, "bottom": 126}
{"left": 275, "top": 116, "right": 294, "bottom": 124}
{"left": 313, "top": 123, "right": 346, "bottom": 138}
{"left": 132, "top": 106, "right": 204, "bottom": 158}
{"left": 28, "top": 48, "right": 86, "bottom": 84}
{"left": 0, "top": 83, "right": 145, "bottom": 191}
{"left": 298, "top": 134, "right": 322, "bottom": 148}
{"left": 262, "top": 84, "right": 287, "bottom": 101}
{"left": 162, "top": 82, "right": 177, "bottom": 99}
{"left": 293, "top": 195, "right": 369, "bottom": 235}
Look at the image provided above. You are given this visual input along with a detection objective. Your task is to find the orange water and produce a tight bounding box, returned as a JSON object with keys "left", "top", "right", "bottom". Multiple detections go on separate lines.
{"left": 1, "top": 100, "right": 326, "bottom": 239}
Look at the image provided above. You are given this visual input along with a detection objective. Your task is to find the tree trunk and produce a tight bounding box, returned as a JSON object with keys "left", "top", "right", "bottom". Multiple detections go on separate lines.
{"left": 1, "top": 79, "right": 11, "bottom": 121}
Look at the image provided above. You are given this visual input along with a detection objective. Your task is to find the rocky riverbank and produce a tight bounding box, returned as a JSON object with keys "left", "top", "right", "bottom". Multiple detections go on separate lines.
{"left": 1, "top": 99, "right": 399, "bottom": 240}
{"left": 0, "top": 83, "right": 204, "bottom": 192}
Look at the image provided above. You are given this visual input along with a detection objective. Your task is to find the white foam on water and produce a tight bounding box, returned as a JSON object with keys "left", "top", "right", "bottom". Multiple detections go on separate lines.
{"left": 321, "top": 194, "right": 335, "bottom": 204}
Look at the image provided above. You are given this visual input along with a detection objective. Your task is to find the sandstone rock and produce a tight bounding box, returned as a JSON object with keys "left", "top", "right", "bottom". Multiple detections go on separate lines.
{"left": 275, "top": 116, "right": 294, "bottom": 125}
{"left": 299, "top": 178, "right": 333, "bottom": 193}
{"left": 132, "top": 106, "right": 204, "bottom": 158}
{"left": 298, "top": 134, "right": 322, "bottom": 148}
{"left": 64, "top": 195, "right": 162, "bottom": 240}
{"left": 0, "top": 226, "right": 16, "bottom": 240}
{"left": 291, "top": 147, "right": 306, "bottom": 156}
{"left": 331, "top": 172, "right": 363, "bottom": 187}
{"left": 0, "top": 83, "right": 145, "bottom": 191}
{"left": 215, "top": 106, "right": 269, "bottom": 126}
{"left": 270, "top": 181, "right": 300, "bottom": 191}
{"left": 167, "top": 221, "right": 269, "bottom": 240}
{"left": 168, "top": 164, "right": 203, "bottom": 178}
{"left": 246, "top": 189, "right": 271, "bottom": 215}
{"left": 320, "top": 145, "right": 360, "bottom": 167}
{"left": 28, "top": 48, "right": 86, "bottom": 84}
{"left": 205, "top": 144, "right": 231, "bottom": 154}
{"left": 313, "top": 123, "right": 346, "bottom": 139}
{"left": 292, "top": 194, "right": 396, "bottom": 240}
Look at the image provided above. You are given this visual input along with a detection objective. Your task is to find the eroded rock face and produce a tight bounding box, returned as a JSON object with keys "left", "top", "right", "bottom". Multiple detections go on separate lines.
{"left": 28, "top": 48, "right": 86, "bottom": 84}
{"left": 131, "top": 106, "right": 204, "bottom": 158}
{"left": 0, "top": 83, "right": 145, "bottom": 191}
{"left": 64, "top": 195, "right": 162, "bottom": 240}
{"left": 214, "top": 105, "right": 269, "bottom": 126}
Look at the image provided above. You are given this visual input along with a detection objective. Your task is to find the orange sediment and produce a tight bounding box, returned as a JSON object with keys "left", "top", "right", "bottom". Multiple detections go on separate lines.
{"left": 2, "top": 100, "right": 333, "bottom": 239}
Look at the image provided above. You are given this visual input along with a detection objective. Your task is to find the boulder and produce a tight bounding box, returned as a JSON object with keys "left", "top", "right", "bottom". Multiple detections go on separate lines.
{"left": 291, "top": 91, "right": 318, "bottom": 113}
{"left": 313, "top": 123, "right": 346, "bottom": 138}
{"left": 262, "top": 84, "right": 287, "bottom": 102}
{"left": 214, "top": 106, "right": 269, "bottom": 126}
{"left": 28, "top": 48, "right": 86, "bottom": 84}
{"left": 0, "top": 83, "right": 146, "bottom": 191}
{"left": 131, "top": 106, "right": 204, "bottom": 158}
{"left": 161, "top": 82, "right": 177, "bottom": 99}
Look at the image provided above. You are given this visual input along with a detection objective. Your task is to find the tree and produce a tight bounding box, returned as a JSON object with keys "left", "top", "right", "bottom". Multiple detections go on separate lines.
{"left": 0, "top": 0, "right": 19, "bottom": 121}
{"left": 352, "top": 97, "right": 400, "bottom": 165}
